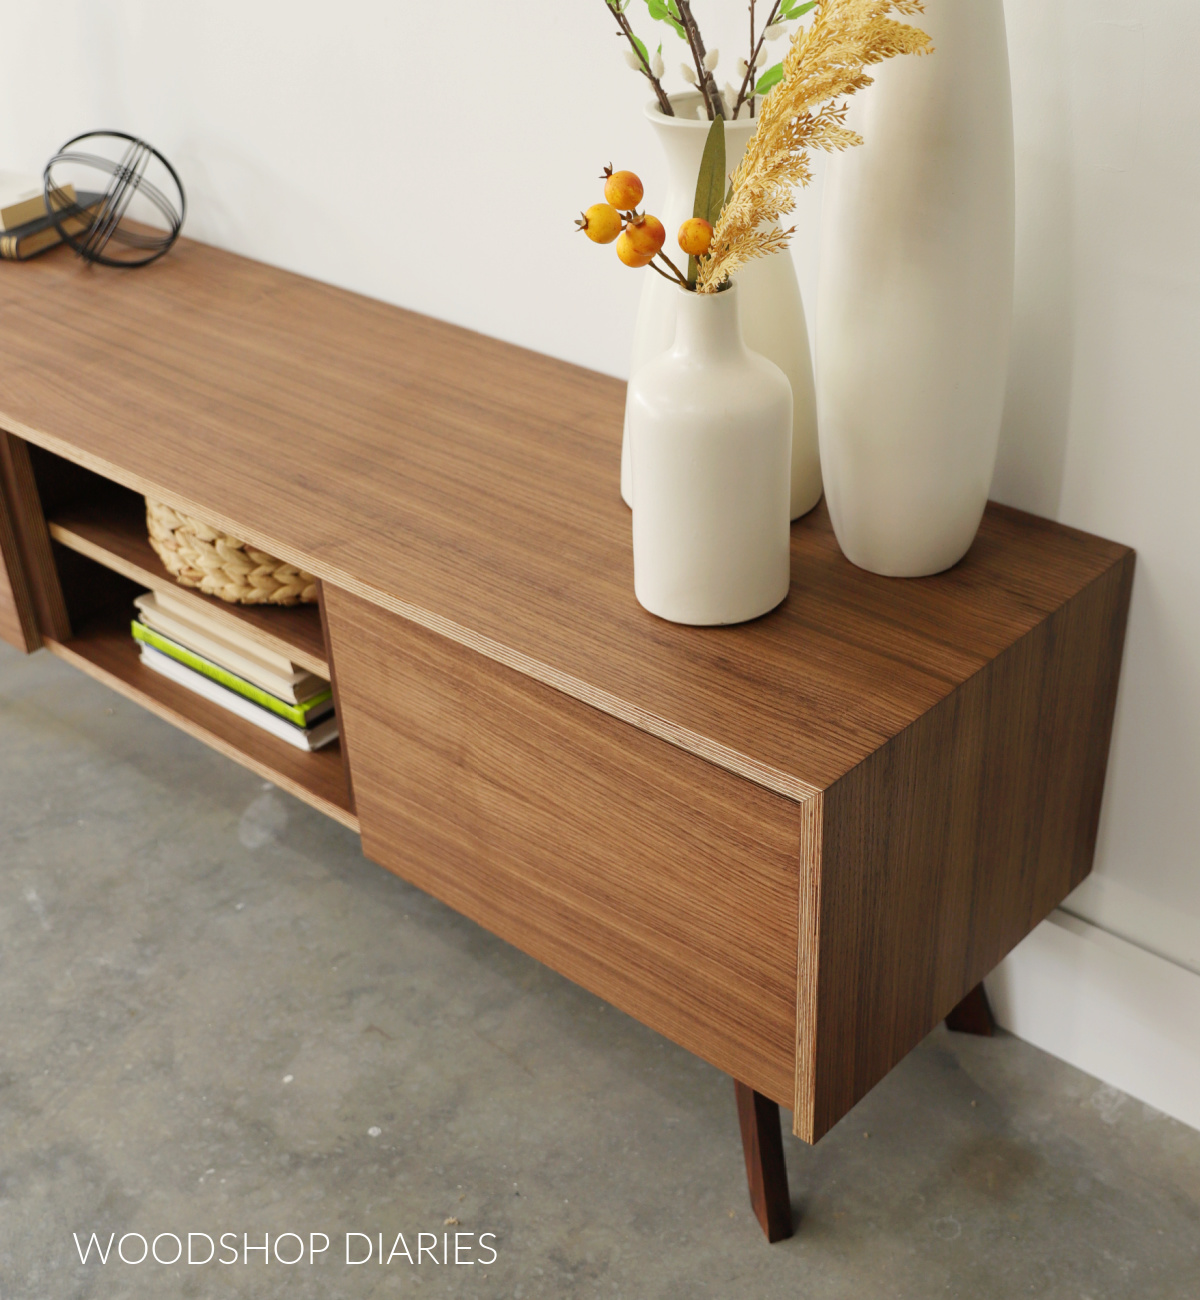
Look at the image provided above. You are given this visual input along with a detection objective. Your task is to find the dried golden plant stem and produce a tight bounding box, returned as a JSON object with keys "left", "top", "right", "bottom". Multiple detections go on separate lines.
{"left": 696, "top": 0, "right": 932, "bottom": 292}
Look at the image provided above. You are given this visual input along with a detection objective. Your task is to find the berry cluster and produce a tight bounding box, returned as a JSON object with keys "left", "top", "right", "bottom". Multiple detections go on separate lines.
{"left": 576, "top": 166, "right": 713, "bottom": 290}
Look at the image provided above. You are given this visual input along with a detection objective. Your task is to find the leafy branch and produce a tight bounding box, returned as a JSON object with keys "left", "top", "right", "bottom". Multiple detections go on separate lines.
{"left": 605, "top": 0, "right": 675, "bottom": 115}
{"left": 732, "top": 0, "right": 816, "bottom": 118}
{"left": 675, "top": 0, "right": 726, "bottom": 120}
{"left": 599, "top": 0, "right": 817, "bottom": 121}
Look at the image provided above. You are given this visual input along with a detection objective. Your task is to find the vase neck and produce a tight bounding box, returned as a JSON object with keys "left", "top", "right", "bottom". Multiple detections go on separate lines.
{"left": 672, "top": 285, "right": 746, "bottom": 360}
{"left": 646, "top": 96, "right": 757, "bottom": 200}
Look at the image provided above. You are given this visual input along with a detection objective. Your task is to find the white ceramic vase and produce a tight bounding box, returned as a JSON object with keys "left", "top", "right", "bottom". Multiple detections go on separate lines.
{"left": 815, "top": 0, "right": 1015, "bottom": 576}
{"left": 623, "top": 93, "right": 820, "bottom": 522}
{"left": 629, "top": 283, "right": 792, "bottom": 626}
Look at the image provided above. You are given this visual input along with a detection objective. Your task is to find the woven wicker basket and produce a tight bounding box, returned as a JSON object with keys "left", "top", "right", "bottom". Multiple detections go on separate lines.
{"left": 145, "top": 499, "right": 317, "bottom": 606}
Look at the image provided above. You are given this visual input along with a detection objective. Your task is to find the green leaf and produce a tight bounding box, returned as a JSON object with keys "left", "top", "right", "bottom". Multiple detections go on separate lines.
{"left": 693, "top": 115, "right": 726, "bottom": 227}
{"left": 630, "top": 33, "right": 649, "bottom": 65}
{"left": 755, "top": 62, "right": 784, "bottom": 96}
{"left": 643, "top": 0, "right": 685, "bottom": 38}
{"left": 780, "top": 0, "right": 816, "bottom": 17}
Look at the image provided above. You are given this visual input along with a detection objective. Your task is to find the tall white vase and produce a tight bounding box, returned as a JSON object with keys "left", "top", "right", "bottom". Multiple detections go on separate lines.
{"left": 816, "top": 0, "right": 1015, "bottom": 577}
{"left": 623, "top": 93, "right": 821, "bottom": 522}
{"left": 629, "top": 284, "right": 792, "bottom": 627}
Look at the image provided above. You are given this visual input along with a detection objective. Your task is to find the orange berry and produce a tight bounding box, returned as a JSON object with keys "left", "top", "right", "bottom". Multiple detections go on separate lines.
{"left": 678, "top": 217, "right": 714, "bottom": 256}
{"left": 624, "top": 214, "right": 666, "bottom": 256}
{"left": 576, "top": 203, "right": 623, "bottom": 244}
{"left": 603, "top": 168, "right": 644, "bottom": 211}
{"left": 616, "top": 231, "right": 654, "bottom": 268}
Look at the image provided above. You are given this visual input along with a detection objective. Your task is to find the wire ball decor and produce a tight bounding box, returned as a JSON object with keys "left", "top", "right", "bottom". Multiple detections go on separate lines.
{"left": 44, "top": 131, "right": 186, "bottom": 268}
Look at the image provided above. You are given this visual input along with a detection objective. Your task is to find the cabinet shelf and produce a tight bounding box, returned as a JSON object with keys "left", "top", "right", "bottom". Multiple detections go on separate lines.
{"left": 47, "top": 489, "right": 329, "bottom": 677}
{"left": 45, "top": 603, "right": 357, "bottom": 832}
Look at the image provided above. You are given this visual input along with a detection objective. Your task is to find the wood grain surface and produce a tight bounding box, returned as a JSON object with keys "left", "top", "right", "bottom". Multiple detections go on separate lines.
{"left": 316, "top": 581, "right": 355, "bottom": 815}
{"left": 0, "top": 432, "right": 69, "bottom": 641}
{"left": 46, "top": 603, "right": 357, "bottom": 830}
{"left": 0, "top": 242, "right": 1130, "bottom": 798}
{"left": 734, "top": 1081, "right": 794, "bottom": 1242}
{"left": 799, "top": 552, "right": 1135, "bottom": 1142}
{"left": 0, "top": 242, "right": 1136, "bottom": 1145}
{"left": 325, "top": 587, "right": 802, "bottom": 1106}
{"left": 0, "top": 453, "right": 38, "bottom": 651}
{"left": 46, "top": 482, "right": 329, "bottom": 675}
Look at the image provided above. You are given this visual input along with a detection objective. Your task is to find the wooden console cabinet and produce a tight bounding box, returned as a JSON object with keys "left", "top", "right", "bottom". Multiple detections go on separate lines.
{"left": 0, "top": 241, "right": 1133, "bottom": 1240}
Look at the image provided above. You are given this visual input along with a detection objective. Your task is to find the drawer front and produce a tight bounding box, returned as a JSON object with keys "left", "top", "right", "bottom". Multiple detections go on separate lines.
{"left": 325, "top": 589, "right": 801, "bottom": 1104}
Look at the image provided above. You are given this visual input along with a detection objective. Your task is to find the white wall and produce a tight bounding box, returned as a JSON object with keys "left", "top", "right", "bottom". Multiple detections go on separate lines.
{"left": 1, "top": 1, "right": 1197, "bottom": 1096}
{"left": 993, "top": 0, "right": 1200, "bottom": 985}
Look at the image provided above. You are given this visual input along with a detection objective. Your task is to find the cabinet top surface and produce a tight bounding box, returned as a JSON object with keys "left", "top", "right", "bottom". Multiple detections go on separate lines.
{"left": 0, "top": 240, "right": 1130, "bottom": 794}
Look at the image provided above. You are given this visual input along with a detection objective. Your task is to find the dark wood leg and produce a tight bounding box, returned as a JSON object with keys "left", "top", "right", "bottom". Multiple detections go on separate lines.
{"left": 945, "top": 981, "right": 996, "bottom": 1036}
{"left": 734, "top": 1080, "right": 793, "bottom": 1242}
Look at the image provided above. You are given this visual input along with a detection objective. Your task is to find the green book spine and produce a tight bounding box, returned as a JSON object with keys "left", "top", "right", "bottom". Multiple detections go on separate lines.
{"left": 132, "top": 620, "right": 332, "bottom": 728}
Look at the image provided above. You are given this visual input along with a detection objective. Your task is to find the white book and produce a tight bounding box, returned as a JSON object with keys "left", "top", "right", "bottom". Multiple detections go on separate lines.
{"left": 139, "top": 645, "right": 339, "bottom": 751}
{"left": 134, "top": 592, "right": 325, "bottom": 703}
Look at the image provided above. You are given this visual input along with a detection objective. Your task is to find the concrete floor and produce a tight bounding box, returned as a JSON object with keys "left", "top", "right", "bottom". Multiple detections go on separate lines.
{"left": 1, "top": 641, "right": 1198, "bottom": 1300}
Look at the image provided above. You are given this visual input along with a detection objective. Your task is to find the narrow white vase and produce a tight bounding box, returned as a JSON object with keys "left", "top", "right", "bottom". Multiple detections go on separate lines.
{"left": 815, "top": 0, "right": 1015, "bottom": 576}
{"left": 623, "top": 93, "right": 820, "bottom": 522}
{"left": 629, "top": 284, "right": 792, "bottom": 626}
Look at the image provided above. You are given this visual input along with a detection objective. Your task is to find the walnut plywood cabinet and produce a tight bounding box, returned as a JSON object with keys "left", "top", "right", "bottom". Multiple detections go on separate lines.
{"left": 0, "top": 466, "right": 37, "bottom": 651}
{"left": 0, "top": 241, "right": 1134, "bottom": 1242}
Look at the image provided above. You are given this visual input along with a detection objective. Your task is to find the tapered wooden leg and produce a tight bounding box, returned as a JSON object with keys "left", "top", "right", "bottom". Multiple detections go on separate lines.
{"left": 734, "top": 1079, "right": 793, "bottom": 1242}
{"left": 945, "top": 981, "right": 996, "bottom": 1036}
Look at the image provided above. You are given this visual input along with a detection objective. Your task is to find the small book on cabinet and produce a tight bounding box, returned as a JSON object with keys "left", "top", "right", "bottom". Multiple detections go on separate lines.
{"left": 0, "top": 191, "right": 103, "bottom": 261}
{"left": 0, "top": 172, "right": 76, "bottom": 231}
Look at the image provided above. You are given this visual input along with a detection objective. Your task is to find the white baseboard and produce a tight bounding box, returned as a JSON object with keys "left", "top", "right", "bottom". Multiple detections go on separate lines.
{"left": 985, "top": 910, "right": 1200, "bottom": 1133}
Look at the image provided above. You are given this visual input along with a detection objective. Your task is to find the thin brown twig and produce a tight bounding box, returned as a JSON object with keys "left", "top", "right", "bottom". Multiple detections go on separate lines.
{"left": 676, "top": 0, "right": 725, "bottom": 119}
{"left": 605, "top": 1, "right": 674, "bottom": 116}
{"left": 655, "top": 247, "right": 691, "bottom": 286}
{"left": 733, "top": 0, "right": 783, "bottom": 118}
{"left": 645, "top": 256, "right": 685, "bottom": 286}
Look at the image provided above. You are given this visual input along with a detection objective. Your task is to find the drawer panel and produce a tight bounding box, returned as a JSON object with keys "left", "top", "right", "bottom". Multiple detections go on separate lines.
{"left": 325, "top": 589, "right": 801, "bottom": 1104}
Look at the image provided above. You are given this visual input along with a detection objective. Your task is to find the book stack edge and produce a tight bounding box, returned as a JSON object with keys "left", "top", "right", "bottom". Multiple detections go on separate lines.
{"left": 131, "top": 589, "right": 338, "bottom": 752}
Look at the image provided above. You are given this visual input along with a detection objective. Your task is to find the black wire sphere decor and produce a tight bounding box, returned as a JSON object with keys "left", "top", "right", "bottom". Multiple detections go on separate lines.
{"left": 44, "top": 131, "right": 186, "bottom": 268}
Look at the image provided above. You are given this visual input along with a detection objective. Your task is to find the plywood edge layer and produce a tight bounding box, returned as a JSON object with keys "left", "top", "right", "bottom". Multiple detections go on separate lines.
{"left": 7, "top": 417, "right": 822, "bottom": 805}
{"left": 792, "top": 790, "right": 824, "bottom": 1143}
{"left": 43, "top": 634, "right": 361, "bottom": 833}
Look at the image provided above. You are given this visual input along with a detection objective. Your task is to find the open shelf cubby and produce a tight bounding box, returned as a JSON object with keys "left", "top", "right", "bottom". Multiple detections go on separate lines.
{"left": 43, "top": 474, "right": 328, "bottom": 676}
{"left": 27, "top": 445, "right": 356, "bottom": 831}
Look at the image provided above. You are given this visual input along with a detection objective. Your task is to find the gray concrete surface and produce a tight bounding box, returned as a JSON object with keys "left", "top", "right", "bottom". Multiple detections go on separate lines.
{"left": 1, "top": 640, "right": 1198, "bottom": 1300}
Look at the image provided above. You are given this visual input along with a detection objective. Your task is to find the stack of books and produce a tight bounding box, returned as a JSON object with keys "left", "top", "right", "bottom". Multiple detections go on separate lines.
{"left": 0, "top": 172, "right": 101, "bottom": 260}
{"left": 131, "top": 589, "right": 339, "bottom": 751}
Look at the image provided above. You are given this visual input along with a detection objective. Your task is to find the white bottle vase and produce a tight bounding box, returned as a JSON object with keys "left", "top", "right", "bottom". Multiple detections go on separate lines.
{"left": 622, "top": 93, "right": 821, "bottom": 522}
{"left": 815, "top": 0, "right": 1015, "bottom": 576}
{"left": 629, "top": 284, "right": 792, "bottom": 626}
